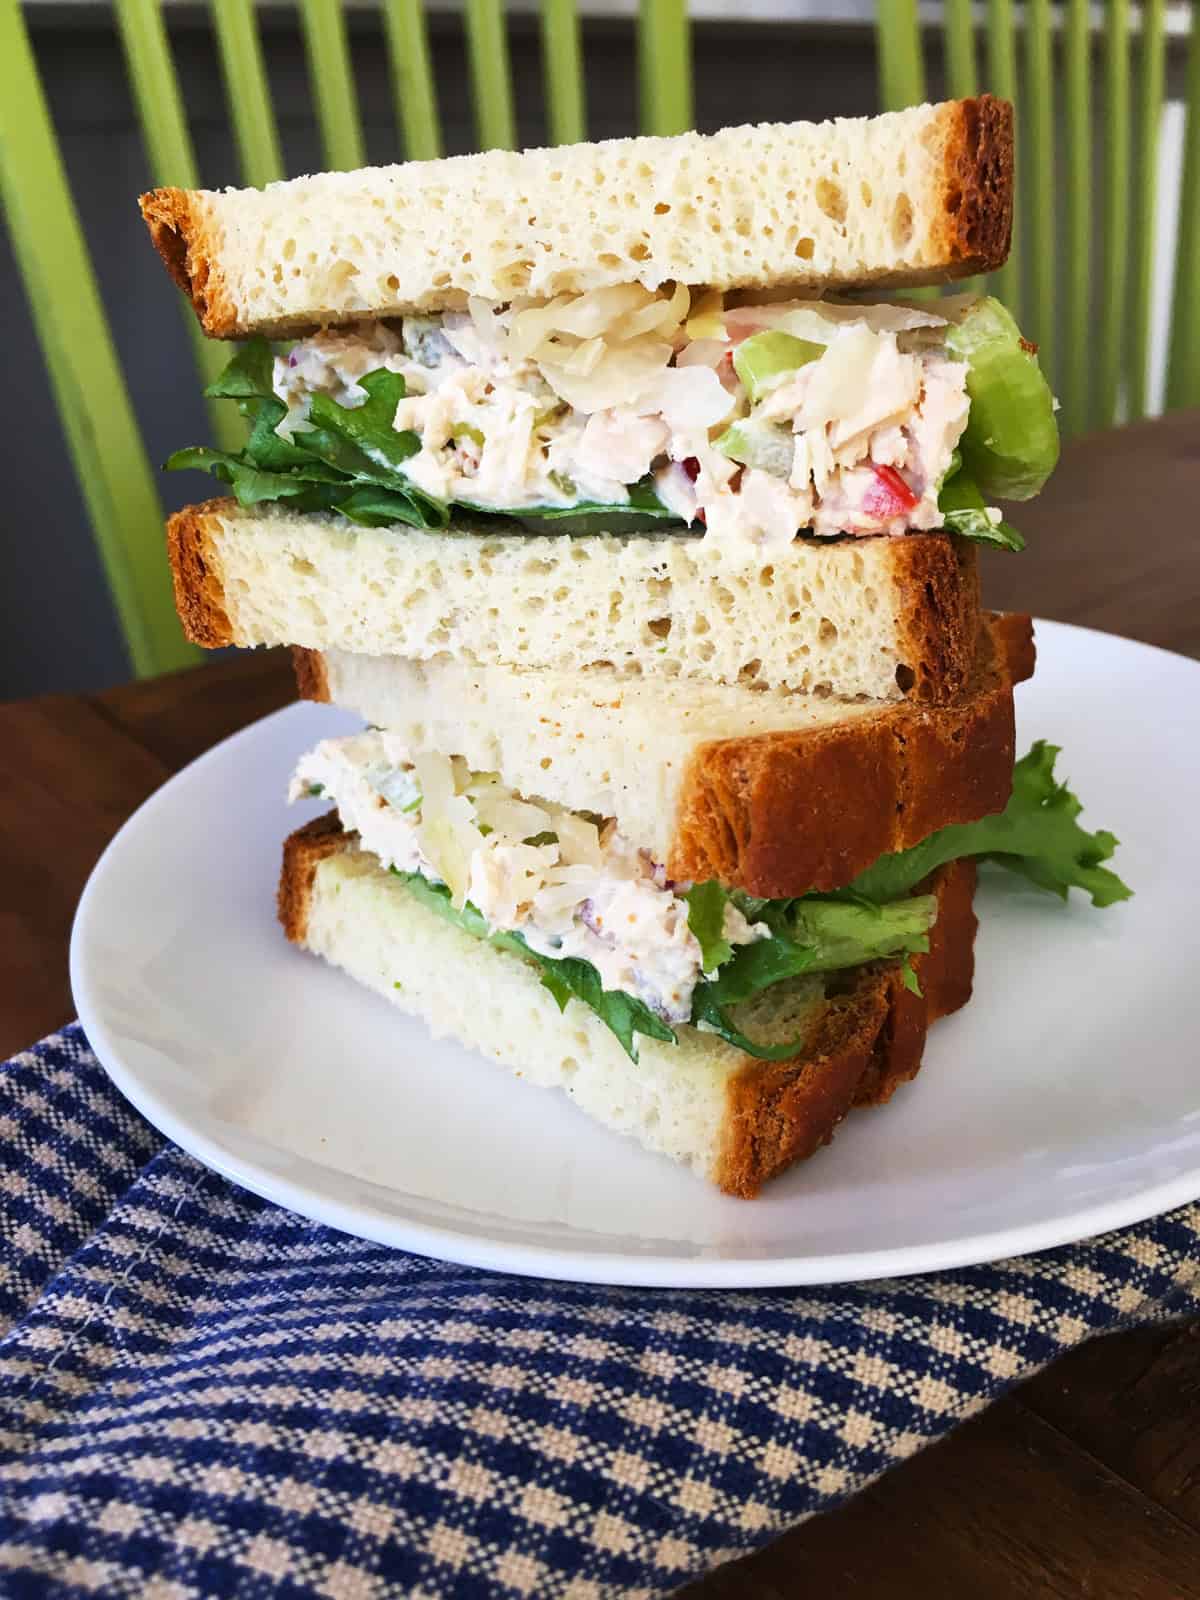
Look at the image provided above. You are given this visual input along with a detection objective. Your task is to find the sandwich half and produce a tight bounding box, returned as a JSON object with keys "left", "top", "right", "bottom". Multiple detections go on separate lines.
{"left": 280, "top": 817, "right": 978, "bottom": 1198}
{"left": 146, "top": 97, "right": 1059, "bottom": 704}
{"left": 279, "top": 682, "right": 1129, "bottom": 1195}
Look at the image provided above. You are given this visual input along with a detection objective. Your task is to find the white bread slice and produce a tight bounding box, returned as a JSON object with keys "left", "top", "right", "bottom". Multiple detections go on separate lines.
{"left": 142, "top": 98, "right": 1012, "bottom": 338}
{"left": 279, "top": 816, "right": 979, "bottom": 1197}
{"left": 294, "top": 611, "right": 1034, "bottom": 898}
{"left": 169, "top": 498, "right": 980, "bottom": 703}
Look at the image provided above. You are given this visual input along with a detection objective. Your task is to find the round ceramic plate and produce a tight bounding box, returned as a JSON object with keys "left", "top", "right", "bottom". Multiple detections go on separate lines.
{"left": 71, "top": 621, "right": 1200, "bottom": 1287}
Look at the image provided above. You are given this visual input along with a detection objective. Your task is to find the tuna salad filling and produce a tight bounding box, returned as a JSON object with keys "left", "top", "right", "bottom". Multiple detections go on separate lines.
{"left": 291, "top": 730, "right": 768, "bottom": 1026}
{"left": 291, "top": 737, "right": 1130, "bottom": 1063}
{"left": 171, "top": 288, "right": 1058, "bottom": 563}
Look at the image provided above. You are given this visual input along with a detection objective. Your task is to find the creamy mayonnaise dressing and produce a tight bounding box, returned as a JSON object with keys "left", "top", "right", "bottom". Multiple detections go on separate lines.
{"left": 290, "top": 732, "right": 765, "bottom": 1024}
{"left": 271, "top": 288, "right": 976, "bottom": 559}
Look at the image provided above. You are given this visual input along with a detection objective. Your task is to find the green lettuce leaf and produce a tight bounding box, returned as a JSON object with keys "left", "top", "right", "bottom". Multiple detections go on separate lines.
{"left": 202, "top": 337, "right": 276, "bottom": 404}
{"left": 939, "top": 466, "right": 1025, "bottom": 552}
{"left": 390, "top": 868, "right": 674, "bottom": 1060}
{"left": 171, "top": 342, "right": 674, "bottom": 533}
{"left": 845, "top": 742, "right": 1132, "bottom": 908}
{"left": 685, "top": 880, "right": 734, "bottom": 972}
{"left": 306, "top": 370, "right": 422, "bottom": 477}
{"left": 162, "top": 445, "right": 342, "bottom": 509}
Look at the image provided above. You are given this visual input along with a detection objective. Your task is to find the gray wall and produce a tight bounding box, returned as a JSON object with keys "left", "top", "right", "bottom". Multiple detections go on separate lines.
{"left": 2, "top": 10, "right": 886, "bottom": 699}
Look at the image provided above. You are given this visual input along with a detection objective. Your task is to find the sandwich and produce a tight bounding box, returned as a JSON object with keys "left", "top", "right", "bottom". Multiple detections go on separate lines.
{"left": 143, "top": 97, "right": 1130, "bottom": 1196}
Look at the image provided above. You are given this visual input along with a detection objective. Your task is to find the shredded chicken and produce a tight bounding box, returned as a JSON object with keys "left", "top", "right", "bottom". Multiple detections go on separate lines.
{"left": 290, "top": 734, "right": 766, "bottom": 1024}
{"left": 271, "top": 289, "right": 977, "bottom": 559}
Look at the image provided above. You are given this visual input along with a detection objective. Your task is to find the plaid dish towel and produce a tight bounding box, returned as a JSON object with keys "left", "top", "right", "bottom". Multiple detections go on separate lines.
{"left": 1, "top": 1028, "right": 1198, "bottom": 1599}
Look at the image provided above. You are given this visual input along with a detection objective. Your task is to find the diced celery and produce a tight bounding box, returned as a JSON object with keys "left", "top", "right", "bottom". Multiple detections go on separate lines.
{"left": 716, "top": 418, "right": 794, "bottom": 477}
{"left": 733, "top": 332, "right": 824, "bottom": 404}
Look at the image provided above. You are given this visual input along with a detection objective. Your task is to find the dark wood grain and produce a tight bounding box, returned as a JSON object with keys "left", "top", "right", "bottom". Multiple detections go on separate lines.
{"left": 982, "top": 409, "right": 1200, "bottom": 656}
{"left": 0, "top": 697, "right": 166, "bottom": 1058}
{"left": 1, "top": 419, "right": 1198, "bottom": 1598}
{"left": 1019, "top": 1321, "right": 1200, "bottom": 1531}
{"left": 94, "top": 646, "right": 294, "bottom": 770}
{"left": 0, "top": 648, "right": 294, "bottom": 1059}
{"left": 688, "top": 1398, "right": 1200, "bottom": 1598}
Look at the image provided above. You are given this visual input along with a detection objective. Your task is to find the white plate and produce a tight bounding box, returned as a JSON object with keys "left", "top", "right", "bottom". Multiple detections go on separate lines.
{"left": 70, "top": 621, "right": 1200, "bottom": 1287}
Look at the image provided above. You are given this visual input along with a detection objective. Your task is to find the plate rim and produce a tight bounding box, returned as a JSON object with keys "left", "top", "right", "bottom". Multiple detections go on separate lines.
{"left": 69, "top": 619, "right": 1200, "bottom": 1288}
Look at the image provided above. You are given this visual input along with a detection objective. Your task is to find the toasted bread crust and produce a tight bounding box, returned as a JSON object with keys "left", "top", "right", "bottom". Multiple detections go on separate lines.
{"left": 930, "top": 95, "right": 1014, "bottom": 277}
{"left": 670, "top": 612, "right": 1031, "bottom": 898}
{"left": 716, "top": 860, "right": 977, "bottom": 1197}
{"left": 894, "top": 533, "right": 980, "bottom": 702}
{"left": 140, "top": 188, "right": 238, "bottom": 338}
{"left": 852, "top": 857, "right": 978, "bottom": 1107}
{"left": 166, "top": 500, "right": 235, "bottom": 647}
{"left": 277, "top": 812, "right": 349, "bottom": 944}
{"left": 291, "top": 646, "right": 329, "bottom": 703}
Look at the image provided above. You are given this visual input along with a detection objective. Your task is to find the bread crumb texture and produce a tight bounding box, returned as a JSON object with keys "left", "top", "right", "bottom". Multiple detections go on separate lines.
{"left": 174, "top": 499, "right": 978, "bottom": 702}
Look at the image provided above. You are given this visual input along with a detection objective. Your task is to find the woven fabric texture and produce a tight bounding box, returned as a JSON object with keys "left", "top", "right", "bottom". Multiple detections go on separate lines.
{"left": 1, "top": 1026, "right": 1197, "bottom": 1599}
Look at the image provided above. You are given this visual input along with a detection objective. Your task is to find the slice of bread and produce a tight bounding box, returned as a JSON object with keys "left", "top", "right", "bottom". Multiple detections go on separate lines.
{"left": 142, "top": 98, "right": 1012, "bottom": 338}
{"left": 294, "top": 611, "right": 1033, "bottom": 897}
{"left": 169, "top": 498, "right": 981, "bottom": 702}
{"left": 279, "top": 814, "right": 978, "bottom": 1197}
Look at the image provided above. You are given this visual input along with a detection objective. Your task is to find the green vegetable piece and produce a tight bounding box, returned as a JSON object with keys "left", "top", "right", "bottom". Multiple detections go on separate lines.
{"left": 163, "top": 446, "right": 338, "bottom": 508}
{"left": 307, "top": 369, "right": 420, "bottom": 477}
{"left": 845, "top": 741, "right": 1132, "bottom": 908}
{"left": 716, "top": 417, "right": 794, "bottom": 477}
{"left": 939, "top": 467, "right": 1026, "bottom": 552}
{"left": 685, "top": 880, "right": 734, "bottom": 972}
{"left": 388, "top": 868, "right": 674, "bottom": 1061}
{"left": 203, "top": 336, "right": 276, "bottom": 404}
{"left": 450, "top": 422, "right": 485, "bottom": 449}
{"left": 733, "top": 331, "right": 824, "bottom": 404}
{"left": 944, "top": 297, "right": 1060, "bottom": 501}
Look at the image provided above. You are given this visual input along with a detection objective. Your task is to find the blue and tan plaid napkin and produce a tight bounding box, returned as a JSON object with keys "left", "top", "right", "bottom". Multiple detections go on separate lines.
{"left": 1, "top": 1026, "right": 1197, "bottom": 1598}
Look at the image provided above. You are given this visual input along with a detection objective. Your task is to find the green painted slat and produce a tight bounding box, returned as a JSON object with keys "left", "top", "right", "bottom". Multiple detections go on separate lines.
{"left": 464, "top": 0, "right": 516, "bottom": 151}
{"left": 876, "top": 0, "right": 925, "bottom": 111}
{"left": 1128, "top": 0, "right": 1165, "bottom": 420}
{"left": 541, "top": 0, "right": 586, "bottom": 146}
{"left": 210, "top": 0, "right": 285, "bottom": 188}
{"left": 114, "top": 0, "right": 242, "bottom": 454}
{"left": 1062, "top": 0, "right": 1091, "bottom": 437}
{"left": 1167, "top": 5, "right": 1200, "bottom": 411}
{"left": 986, "top": 0, "right": 1019, "bottom": 317}
{"left": 0, "top": 0, "right": 194, "bottom": 676}
{"left": 382, "top": 0, "right": 442, "bottom": 160}
{"left": 638, "top": 0, "right": 692, "bottom": 136}
{"left": 1025, "top": 0, "right": 1054, "bottom": 387}
{"left": 942, "top": 0, "right": 977, "bottom": 99}
{"left": 299, "top": 0, "right": 365, "bottom": 171}
{"left": 1096, "top": 0, "right": 1130, "bottom": 428}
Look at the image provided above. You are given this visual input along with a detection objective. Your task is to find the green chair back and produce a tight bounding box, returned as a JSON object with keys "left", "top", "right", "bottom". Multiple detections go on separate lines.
{"left": 877, "top": 0, "right": 1200, "bottom": 438}
{"left": 0, "top": 0, "right": 1196, "bottom": 678}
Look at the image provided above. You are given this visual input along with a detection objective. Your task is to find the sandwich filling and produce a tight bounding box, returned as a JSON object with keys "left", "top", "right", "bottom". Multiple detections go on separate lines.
{"left": 291, "top": 736, "right": 1131, "bottom": 1062}
{"left": 291, "top": 731, "right": 767, "bottom": 1024}
{"left": 273, "top": 294, "right": 968, "bottom": 549}
{"left": 173, "top": 290, "right": 1057, "bottom": 563}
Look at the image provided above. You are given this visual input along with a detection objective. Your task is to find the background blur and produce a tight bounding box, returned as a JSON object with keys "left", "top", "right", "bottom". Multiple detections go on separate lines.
{"left": 2, "top": 1, "right": 1196, "bottom": 697}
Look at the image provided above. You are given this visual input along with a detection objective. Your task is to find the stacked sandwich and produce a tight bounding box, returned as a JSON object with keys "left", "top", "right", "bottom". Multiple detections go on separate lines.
{"left": 142, "top": 96, "right": 1129, "bottom": 1197}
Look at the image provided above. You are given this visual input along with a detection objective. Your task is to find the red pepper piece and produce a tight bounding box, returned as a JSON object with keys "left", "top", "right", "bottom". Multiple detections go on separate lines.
{"left": 863, "top": 464, "right": 919, "bottom": 518}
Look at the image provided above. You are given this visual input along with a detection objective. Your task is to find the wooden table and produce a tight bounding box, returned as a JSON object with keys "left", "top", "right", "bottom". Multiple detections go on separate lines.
{"left": 4, "top": 412, "right": 1199, "bottom": 1596}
